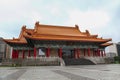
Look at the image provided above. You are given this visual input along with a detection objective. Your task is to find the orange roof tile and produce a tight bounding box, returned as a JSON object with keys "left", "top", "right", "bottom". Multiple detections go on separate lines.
{"left": 33, "top": 22, "right": 97, "bottom": 37}
{"left": 23, "top": 22, "right": 111, "bottom": 43}
{"left": 4, "top": 26, "right": 34, "bottom": 44}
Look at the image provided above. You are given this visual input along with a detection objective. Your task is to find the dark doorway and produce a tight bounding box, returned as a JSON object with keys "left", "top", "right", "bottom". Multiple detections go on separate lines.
{"left": 62, "top": 49, "right": 74, "bottom": 59}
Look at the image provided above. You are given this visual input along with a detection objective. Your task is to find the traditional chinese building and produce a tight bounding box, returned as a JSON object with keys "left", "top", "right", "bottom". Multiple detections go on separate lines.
{"left": 4, "top": 22, "right": 112, "bottom": 60}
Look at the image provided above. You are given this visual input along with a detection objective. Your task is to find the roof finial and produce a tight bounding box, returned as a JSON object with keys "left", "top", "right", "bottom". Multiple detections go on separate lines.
{"left": 86, "top": 30, "right": 90, "bottom": 36}
{"left": 35, "top": 21, "right": 39, "bottom": 26}
{"left": 75, "top": 24, "right": 79, "bottom": 29}
{"left": 34, "top": 21, "right": 39, "bottom": 33}
{"left": 13, "top": 37, "right": 15, "bottom": 39}
{"left": 22, "top": 25, "right": 26, "bottom": 31}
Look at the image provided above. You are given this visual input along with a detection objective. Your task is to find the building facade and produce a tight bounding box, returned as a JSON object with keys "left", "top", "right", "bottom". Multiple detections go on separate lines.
{"left": 108, "top": 43, "right": 120, "bottom": 57}
{"left": 4, "top": 22, "right": 112, "bottom": 60}
{"left": 0, "top": 38, "right": 6, "bottom": 59}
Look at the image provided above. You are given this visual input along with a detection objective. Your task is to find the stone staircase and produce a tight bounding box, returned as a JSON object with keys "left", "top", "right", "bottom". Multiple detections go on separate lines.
{"left": 2, "top": 57, "right": 111, "bottom": 66}
{"left": 85, "top": 57, "right": 106, "bottom": 64}
{"left": 63, "top": 58, "right": 96, "bottom": 66}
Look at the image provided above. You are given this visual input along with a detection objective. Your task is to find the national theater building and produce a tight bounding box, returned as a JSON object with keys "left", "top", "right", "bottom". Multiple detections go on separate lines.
{"left": 4, "top": 22, "right": 112, "bottom": 60}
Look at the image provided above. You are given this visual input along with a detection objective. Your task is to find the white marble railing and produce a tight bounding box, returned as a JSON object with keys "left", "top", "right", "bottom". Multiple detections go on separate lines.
{"left": 26, "top": 56, "right": 65, "bottom": 66}
{"left": 2, "top": 56, "right": 66, "bottom": 66}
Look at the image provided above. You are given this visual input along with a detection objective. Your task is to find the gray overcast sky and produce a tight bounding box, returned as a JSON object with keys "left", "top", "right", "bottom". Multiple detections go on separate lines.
{"left": 0, "top": 0, "right": 120, "bottom": 43}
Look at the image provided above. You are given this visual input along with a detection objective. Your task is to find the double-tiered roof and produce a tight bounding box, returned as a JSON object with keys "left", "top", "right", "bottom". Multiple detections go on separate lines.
{"left": 4, "top": 22, "right": 112, "bottom": 47}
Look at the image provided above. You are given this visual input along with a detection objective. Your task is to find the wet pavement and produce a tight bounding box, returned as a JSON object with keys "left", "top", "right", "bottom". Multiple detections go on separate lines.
{"left": 0, "top": 64, "right": 120, "bottom": 80}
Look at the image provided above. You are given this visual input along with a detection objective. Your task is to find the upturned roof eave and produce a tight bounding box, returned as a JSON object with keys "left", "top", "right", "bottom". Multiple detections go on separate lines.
{"left": 24, "top": 34, "right": 110, "bottom": 43}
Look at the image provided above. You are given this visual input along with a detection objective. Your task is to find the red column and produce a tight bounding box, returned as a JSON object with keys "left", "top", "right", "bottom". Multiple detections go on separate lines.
{"left": 12, "top": 49, "right": 15, "bottom": 59}
{"left": 17, "top": 50, "right": 19, "bottom": 58}
{"left": 77, "top": 48, "right": 80, "bottom": 58}
{"left": 28, "top": 50, "right": 30, "bottom": 57}
{"left": 46, "top": 47, "right": 50, "bottom": 57}
{"left": 88, "top": 48, "right": 90, "bottom": 57}
{"left": 15, "top": 50, "right": 17, "bottom": 58}
{"left": 16, "top": 50, "right": 17, "bottom": 58}
{"left": 13, "top": 50, "right": 18, "bottom": 59}
{"left": 84, "top": 49, "right": 86, "bottom": 56}
{"left": 59, "top": 48, "right": 62, "bottom": 58}
{"left": 34, "top": 47, "right": 37, "bottom": 58}
{"left": 22, "top": 50, "right": 25, "bottom": 59}
{"left": 14, "top": 50, "right": 17, "bottom": 58}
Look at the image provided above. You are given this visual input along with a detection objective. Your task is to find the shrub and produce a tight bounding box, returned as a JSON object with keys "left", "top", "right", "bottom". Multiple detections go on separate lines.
{"left": 114, "top": 56, "right": 120, "bottom": 63}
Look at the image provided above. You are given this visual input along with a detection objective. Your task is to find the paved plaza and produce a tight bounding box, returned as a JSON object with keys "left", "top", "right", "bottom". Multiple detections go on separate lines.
{"left": 0, "top": 64, "right": 120, "bottom": 80}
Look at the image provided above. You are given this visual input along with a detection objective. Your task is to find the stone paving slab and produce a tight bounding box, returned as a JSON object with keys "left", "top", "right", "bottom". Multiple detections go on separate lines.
{"left": 0, "top": 64, "right": 120, "bottom": 80}
{"left": 62, "top": 65, "right": 120, "bottom": 80}
{"left": 53, "top": 70, "right": 95, "bottom": 80}
{"left": 4, "top": 69, "right": 26, "bottom": 80}
{"left": 18, "top": 69, "right": 70, "bottom": 80}
{"left": 0, "top": 68, "right": 18, "bottom": 80}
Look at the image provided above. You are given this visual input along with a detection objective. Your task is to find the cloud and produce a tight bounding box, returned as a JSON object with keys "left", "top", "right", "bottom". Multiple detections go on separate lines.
{"left": 65, "top": 9, "right": 111, "bottom": 35}
{"left": 0, "top": 0, "right": 29, "bottom": 21}
{"left": 45, "top": 5, "right": 60, "bottom": 16}
{"left": 0, "top": 0, "right": 44, "bottom": 38}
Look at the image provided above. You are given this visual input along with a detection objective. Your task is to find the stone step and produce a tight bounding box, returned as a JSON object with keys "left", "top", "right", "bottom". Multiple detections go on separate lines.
{"left": 63, "top": 58, "right": 96, "bottom": 66}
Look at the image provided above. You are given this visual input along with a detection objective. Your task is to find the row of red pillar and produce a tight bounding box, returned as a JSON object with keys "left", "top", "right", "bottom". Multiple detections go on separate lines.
{"left": 74, "top": 48, "right": 80, "bottom": 59}
{"left": 45, "top": 47, "right": 62, "bottom": 58}
{"left": 12, "top": 47, "right": 63, "bottom": 59}
{"left": 43, "top": 48, "right": 106, "bottom": 58}
{"left": 83, "top": 48, "right": 106, "bottom": 57}
{"left": 12, "top": 49, "right": 31, "bottom": 59}
{"left": 74, "top": 48, "right": 106, "bottom": 58}
{"left": 12, "top": 48, "right": 106, "bottom": 59}
{"left": 30, "top": 47, "right": 63, "bottom": 58}
{"left": 12, "top": 50, "right": 19, "bottom": 59}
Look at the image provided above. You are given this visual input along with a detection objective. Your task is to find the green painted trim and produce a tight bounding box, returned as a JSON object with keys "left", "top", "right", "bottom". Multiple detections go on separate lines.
{"left": 35, "top": 44, "right": 98, "bottom": 49}
{"left": 13, "top": 47, "right": 33, "bottom": 50}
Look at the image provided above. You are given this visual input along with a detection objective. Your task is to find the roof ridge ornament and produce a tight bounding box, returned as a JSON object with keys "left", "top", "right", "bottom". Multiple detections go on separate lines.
{"left": 86, "top": 30, "right": 90, "bottom": 36}
{"left": 75, "top": 24, "right": 81, "bottom": 32}
{"left": 35, "top": 21, "right": 39, "bottom": 26}
{"left": 22, "top": 25, "right": 26, "bottom": 31}
{"left": 13, "top": 37, "right": 15, "bottom": 39}
{"left": 34, "top": 21, "right": 40, "bottom": 33}
{"left": 75, "top": 24, "right": 79, "bottom": 29}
